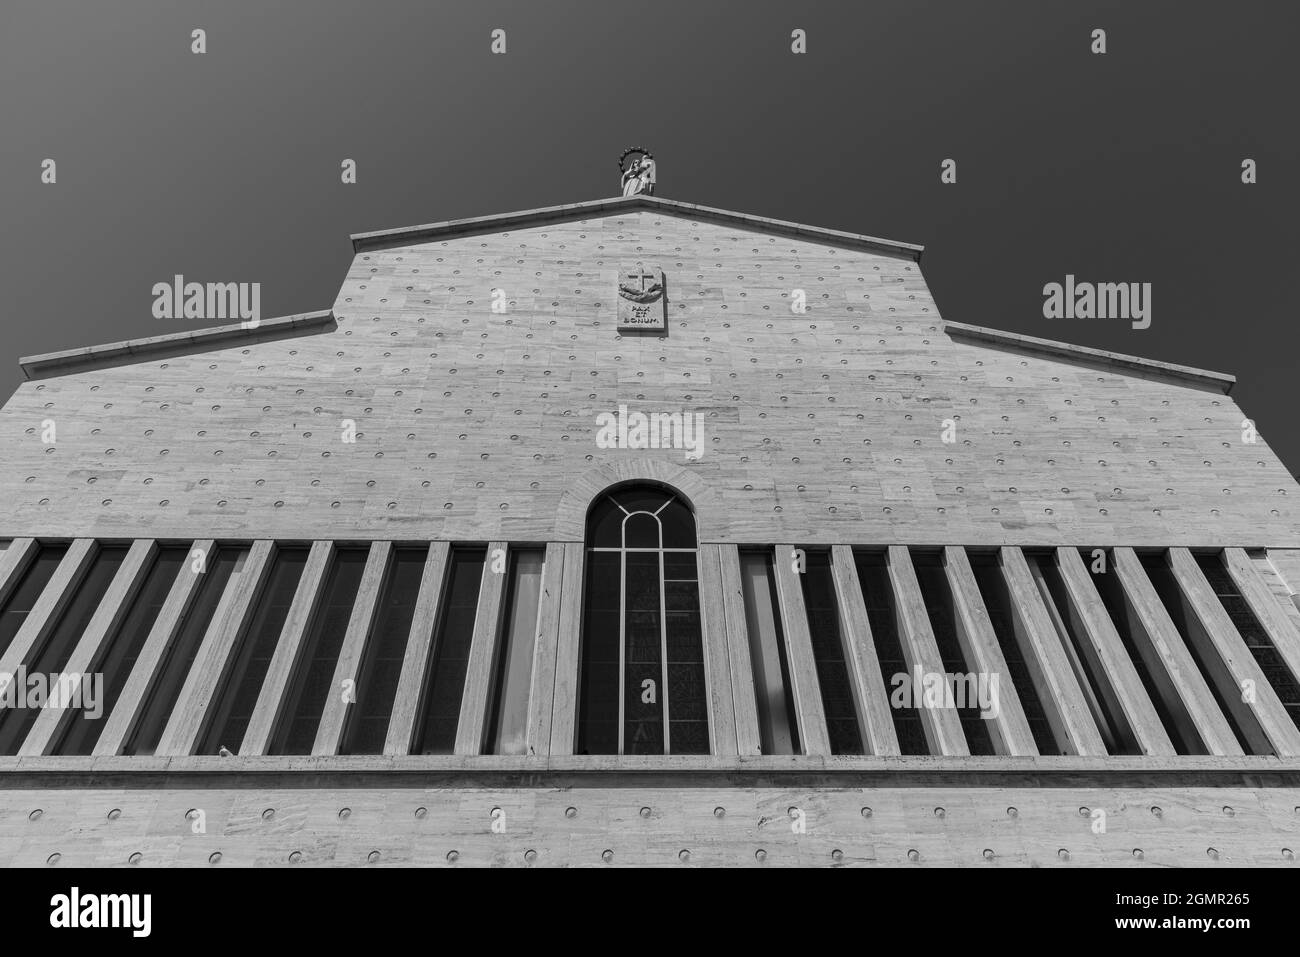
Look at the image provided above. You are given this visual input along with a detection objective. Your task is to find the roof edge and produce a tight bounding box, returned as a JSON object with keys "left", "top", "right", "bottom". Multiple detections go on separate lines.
{"left": 943, "top": 320, "right": 1236, "bottom": 394}
{"left": 19, "top": 310, "right": 336, "bottom": 381}
{"left": 349, "top": 194, "right": 925, "bottom": 261}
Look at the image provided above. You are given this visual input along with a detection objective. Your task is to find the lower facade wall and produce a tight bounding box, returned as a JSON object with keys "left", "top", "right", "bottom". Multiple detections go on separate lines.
{"left": 5, "top": 784, "right": 1300, "bottom": 867}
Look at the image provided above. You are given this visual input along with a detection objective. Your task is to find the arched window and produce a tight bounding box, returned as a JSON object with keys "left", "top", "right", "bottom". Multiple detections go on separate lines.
{"left": 578, "top": 484, "right": 708, "bottom": 754}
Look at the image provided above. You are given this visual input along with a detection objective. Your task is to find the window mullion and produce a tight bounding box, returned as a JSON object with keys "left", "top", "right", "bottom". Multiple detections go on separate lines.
{"left": 660, "top": 545, "right": 670, "bottom": 756}
{"left": 618, "top": 547, "right": 626, "bottom": 756}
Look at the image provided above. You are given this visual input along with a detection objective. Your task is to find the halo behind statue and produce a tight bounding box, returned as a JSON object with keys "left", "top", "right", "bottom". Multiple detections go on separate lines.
{"left": 618, "top": 146, "right": 654, "bottom": 171}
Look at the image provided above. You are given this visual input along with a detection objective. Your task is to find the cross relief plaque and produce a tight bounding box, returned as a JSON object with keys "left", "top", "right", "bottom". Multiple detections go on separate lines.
{"left": 617, "top": 265, "right": 667, "bottom": 332}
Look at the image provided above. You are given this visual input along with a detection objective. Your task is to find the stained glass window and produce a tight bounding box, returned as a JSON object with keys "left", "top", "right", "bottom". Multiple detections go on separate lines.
{"left": 412, "top": 547, "right": 486, "bottom": 755}
{"left": 200, "top": 546, "right": 309, "bottom": 755}
{"left": 267, "top": 547, "right": 368, "bottom": 755}
{"left": 340, "top": 547, "right": 426, "bottom": 755}
{"left": 739, "top": 550, "right": 800, "bottom": 755}
{"left": 486, "top": 549, "right": 545, "bottom": 756}
{"left": 56, "top": 546, "right": 189, "bottom": 756}
{"left": 797, "top": 550, "right": 863, "bottom": 755}
{"left": 1197, "top": 552, "right": 1300, "bottom": 733}
{"left": 0, "top": 544, "right": 128, "bottom": 754}
{"left": 127, "top": 545, "right": 248, "bottom": 756}
{"left": 578, "top": 485, "right": 708, "bottom": 755}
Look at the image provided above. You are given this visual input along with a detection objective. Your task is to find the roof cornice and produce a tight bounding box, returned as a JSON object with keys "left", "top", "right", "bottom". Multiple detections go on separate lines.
{"left": 18, "top": 310, "right": 336, "bottom": 380}
{"left": 349, "top": 194, "right": 925, "bottom": 261}
{"left": 943, "top": 320, "right": 1236, "bottom": 394}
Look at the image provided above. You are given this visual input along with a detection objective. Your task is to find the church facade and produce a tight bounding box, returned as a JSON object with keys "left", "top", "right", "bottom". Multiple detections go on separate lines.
{"left": 1, "top": 192, "right": 1299, "bottom": 866}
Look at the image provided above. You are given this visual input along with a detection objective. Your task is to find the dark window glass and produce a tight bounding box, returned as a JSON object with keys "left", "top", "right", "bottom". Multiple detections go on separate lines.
{"left": 198, "top": 547, "right": 309, "bottom": 755}
{"left": 56, "top": 547, "right": 187, "bottom": 755}
{"left": 913, "top": 552, "right": 994, "bottom": 755}
{"left": 587, "top": 497, "right": 624, "bottom": 548}
{"left": 1140, "top": 552, "right": 1256, "bottom": 753}
{"left": 658, "top": 498, "right": 696, "bottom": 548}
{"left": 1197, "top": 552, "right": 1300, "bottom": 732}
{"left": 577, "top": 485, "right": 707, "bottom": 755}
{"left": 968, "top": 552, "right": 1060, "bottom": 754}
{"left": 578, "top": 550, "right": 620, "bottom": 754}
{"left": 664, "top": 550, "right": 707, "bottom": 754}
{"left": 0, "top": 543, "right": 69, "bottom": 658}
{"left": 854, "top": 552, "right": 928, "bottom": 755}
{"left": 125, "top": 547, "right": 245, "bottom": 756}
{"left": 799, "top": 550, "right": 863, "bottom": 754}
{"left": 0, "top": 545, "right": 128, "bottom": 754}
{"left": 1027, "top": 552, "right": 1130, "bottom": 754}
{"left": 340, "top": 547, "right": 426, "bottom": 755}
{"left": 267, "top": 547, "right": 368, "bottom": 755}
{"left": 1085, "top": 548, "right": 1195, "bottom": 753}
{"left": 624, "top": 513, "right": 659, "bottom": 549}
{"left": 739, "top": 551, "right": 800, "bottom": 754}
{"left": 486, "top": 549, "right": 545, "bottom": 755}
{"left": 412, "top": 548, "right": 485, "bottom": 755}
{"left": 623, "top": 551, "right": 664, "bottom": 753}
{"left": 615, "top": 487, "right": 674, "bottom": 514}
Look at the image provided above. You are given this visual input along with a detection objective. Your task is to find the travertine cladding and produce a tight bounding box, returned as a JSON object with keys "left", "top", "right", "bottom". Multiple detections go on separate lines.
{"left": 1, "top": 209, "right": 1297, "bottom": 545}
{"left": 4, "top": 784, "right": 1298, "bottom": 867}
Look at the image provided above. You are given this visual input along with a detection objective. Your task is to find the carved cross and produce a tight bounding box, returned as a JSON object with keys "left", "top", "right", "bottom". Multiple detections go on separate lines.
{"left": 624, "top": 267, "right": 656, "bottom": 294}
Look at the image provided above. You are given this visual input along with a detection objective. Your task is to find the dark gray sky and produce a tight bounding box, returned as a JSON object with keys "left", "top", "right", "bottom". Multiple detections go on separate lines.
{"left": 2, "top": 0, "right": 1297, "bottom": 467}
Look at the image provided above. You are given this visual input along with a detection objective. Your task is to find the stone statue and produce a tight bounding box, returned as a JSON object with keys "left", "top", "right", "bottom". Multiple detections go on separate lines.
{"left": 619, "top": 149, "right": 656, "bottom": 196}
